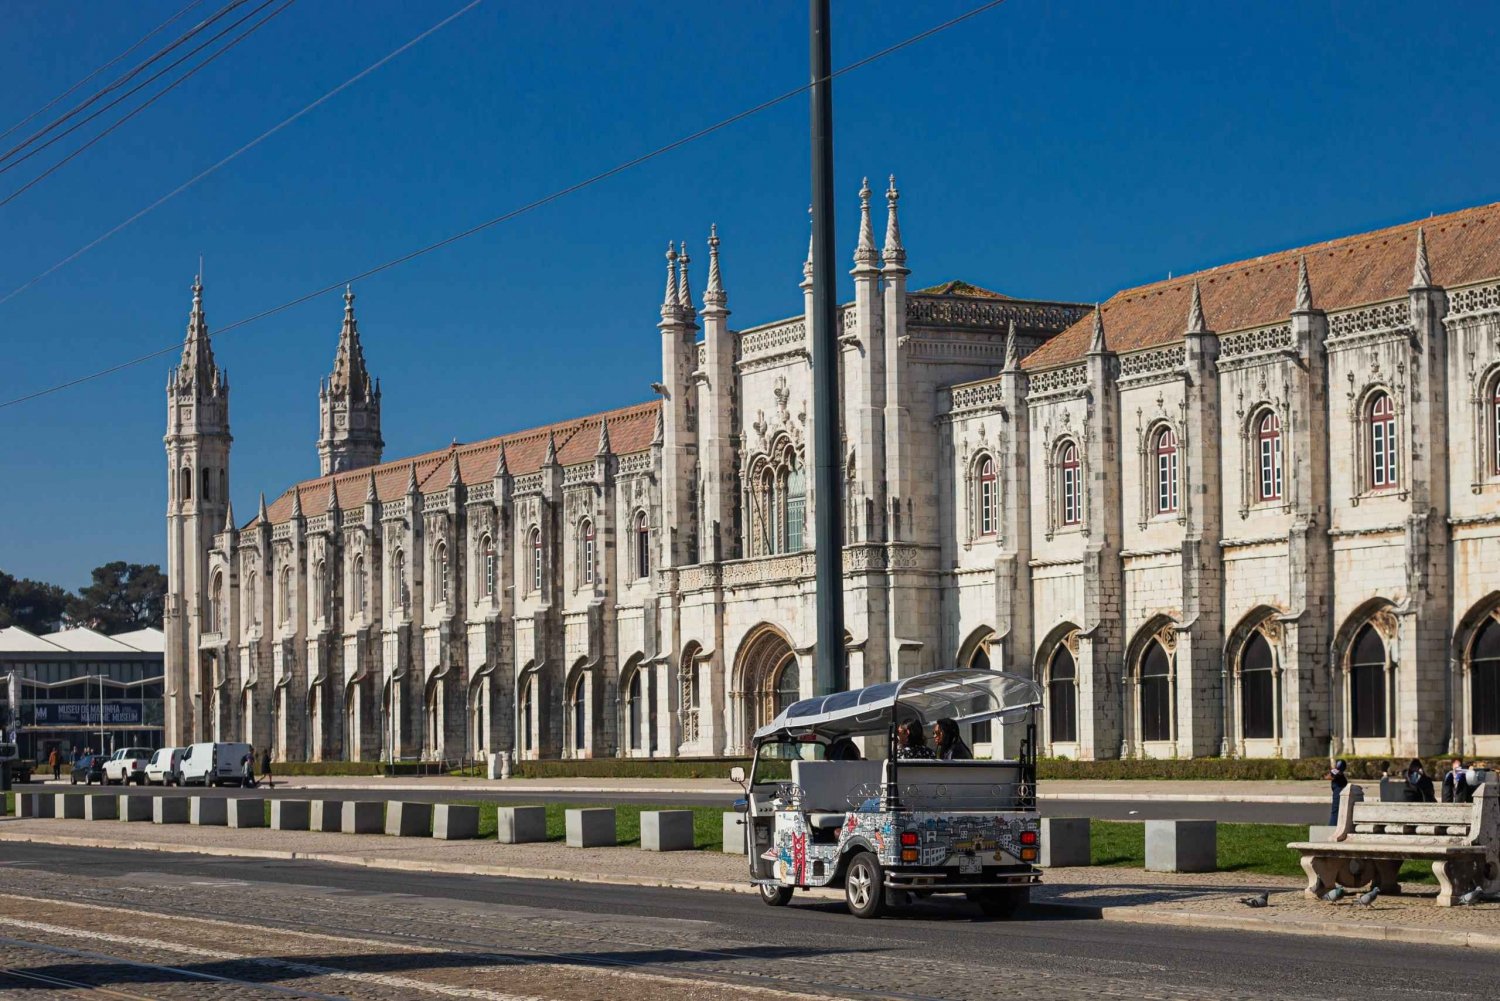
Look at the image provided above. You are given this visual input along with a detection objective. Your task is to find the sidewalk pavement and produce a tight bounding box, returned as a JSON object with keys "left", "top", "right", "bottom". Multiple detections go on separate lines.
{"left": 15, "top": 775, "right": 1349, "bottom": 803}
{"left": 2, "top": 814, "right": 1494, "bottom": 949}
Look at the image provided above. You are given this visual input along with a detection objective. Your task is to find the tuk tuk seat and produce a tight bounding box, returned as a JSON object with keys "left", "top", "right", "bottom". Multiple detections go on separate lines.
{"left": 791, "top": 760, "right": 884, "bottom": 826}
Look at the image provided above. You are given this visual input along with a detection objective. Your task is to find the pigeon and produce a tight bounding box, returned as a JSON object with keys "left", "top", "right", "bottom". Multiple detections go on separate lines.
{"left": 1354, "top": 886, "right": 1380, "bottom": 906}
{"left": 1456, "top": 888, "right": 1488, "bottom": 906}
{"left": 1238, "top": 892, "right": 1269, "bottom": 908}
{"left": 1322, "top": 886, "right": 1347, "bottom": 903}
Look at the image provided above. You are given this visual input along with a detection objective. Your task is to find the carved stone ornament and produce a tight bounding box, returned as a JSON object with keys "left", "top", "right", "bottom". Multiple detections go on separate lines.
{"left": 1155, "top": 623, "right": 1178, "bottom": 655}
{"left": 1371, "top": 609, "right": 1399, "bottom": 639}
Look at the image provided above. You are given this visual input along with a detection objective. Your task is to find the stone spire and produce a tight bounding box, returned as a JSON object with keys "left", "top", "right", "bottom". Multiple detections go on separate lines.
{"left": 883, "top": 174, "right": 905, "bottom": 267}
{"left": 448, "top": 445, "right": 461, "bottom": 486}
{"left": 1003, "top": 319, "right": 1020, "bottom": 370}
{"left": 329, "top": 286, "right": 374, "bottom": 399}
{"left": 1294, "top": 255, "right": 1314, "bottom": 312}
{"left": 661, "top": 243, "right": 679, "bottom": 319}
{"left": 1088, "top": 304, "right": 1107, "bottom": 354}
{"left": 318, "top": 285, "right": 383, "bottom": 475}
{"left": 405, "top": 463, "right": 418, "bottom": 495}
{"left": 676, "top": 242, "right": 693, "bottom": 315}
{"left": 1186, "top": 280, "right": 1207, "bottom": 334}
{"left": 652, "top": 404, "right": 665, "bottom": 446}
{"left": 290, "top": 485, "right": 302, "bottom": 519}
{"left": 802, "top": 205, "right": 815, "bottom": 286}
{"left": 596, "top": 417, "right": 612, "bottom": 456}
{"left": 493, "top": 442, "right": 509, "bottom": 479}
{"left": 1412, "top": 226, "right": 1432, "bottom": 288}
{"left": 853, "top": 177, "right": 878, "bottom": 267}
{"left": 542, "top": 431, "right": 558, "bottom": 466}
{"left": 176, "top": 274, "right": 219, "bottom": 391}
{"left": 366, "top": 467, "right": 378, "bottom": 502}
{"left": 223, "top": 498, "right": 235, "bottom": 533}
{"left": 703, "top": 224, "right": 726, "bottom": 309}
{"left": 257, "top": 491, "right": 267, "bottom": 524}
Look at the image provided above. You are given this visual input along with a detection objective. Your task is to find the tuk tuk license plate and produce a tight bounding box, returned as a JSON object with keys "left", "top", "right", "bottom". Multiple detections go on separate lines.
{"left": 957, "top": 855, "right": 981, "bottom": 875}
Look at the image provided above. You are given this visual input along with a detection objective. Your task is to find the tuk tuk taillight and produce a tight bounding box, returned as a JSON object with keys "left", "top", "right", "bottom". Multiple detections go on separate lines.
{"left": 901, "top": 848, "right": 919, "bottom": 862}
{"left": 1019, "top": 830, "right": 1038, "bottom": 845}
{"left": 1020, "top": 847, "right": 1038, "bottom": 862}
{"left": 900, "top": 832, "right": 918, "bottom": 846}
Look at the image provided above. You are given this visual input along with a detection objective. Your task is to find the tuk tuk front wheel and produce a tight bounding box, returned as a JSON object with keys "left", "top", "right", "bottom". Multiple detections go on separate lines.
{"left": 843, "top": 852, "right": 886, "bottom": 919}
{"left": 758, "top": 883, "right": 793, "bottom": 907}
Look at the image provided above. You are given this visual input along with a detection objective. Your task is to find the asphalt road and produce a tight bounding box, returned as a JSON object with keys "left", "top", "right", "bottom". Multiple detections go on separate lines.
{"left": 0, "top": 842, "right": 1490, "bottom": 1000}
{"left": 23, "top": 781, "right": 1327, "bottom": 824}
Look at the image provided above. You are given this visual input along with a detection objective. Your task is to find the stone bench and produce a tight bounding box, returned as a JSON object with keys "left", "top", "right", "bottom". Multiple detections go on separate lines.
{"left": 229, "top": 798, "right": 266, "bottom": 828}
{"left": 641, "top": 810, "right": 694, "bottom": 851}
{"left": 56, "top": 794, "right": 85, "bottom": 820}
{"left": 191, "top": 796, "right": 228, "bottom": 826}
{"left": 272, "top": 800, "right": 311, "bottom": 831}
{"left": 342, "top": 801, "right": 383, "bottom": 834}
{"left": 565, "top": 807, "right": 615, "bottom": 848}
{"left": 154, "top": 796, "right": 189, "bottom": 824}
{"left": 310, "top": 800, "right": 342, "bottom": 832}
{"left": 433, "top": 804, "right": 479, "bottom": 840}
{"left": 386, "top": 801, "right": 431, "bottom": 837}
{"left": 83, "top": 793, "right": 118, "bottom": 821}
{"left": 119, "top": 795, "right": 153, "bottom": 822}
{"left": 497, "top": 806, "right": 547, "bottom": 844}
{"left": 1145, "top": 819, "right": 1217, "bottom": 873}
{"left": 1040, "top": 817, "right": 1091, "bottom": 868}
{"left": 1288, "top": 781, "right": 1500, "bottom": 906}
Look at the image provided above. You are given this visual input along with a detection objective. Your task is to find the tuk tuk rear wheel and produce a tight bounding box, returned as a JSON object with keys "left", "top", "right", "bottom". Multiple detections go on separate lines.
{"left": 844, "top": 852, "right": 886, "bottom": 919}
{"left": 758, "top": 883, "right": 793, "bottom": 907}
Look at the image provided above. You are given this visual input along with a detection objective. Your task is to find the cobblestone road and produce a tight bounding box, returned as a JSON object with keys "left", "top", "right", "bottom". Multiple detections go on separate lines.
{"left": 0, "top": 845, "right": 1494, "bottom": 999}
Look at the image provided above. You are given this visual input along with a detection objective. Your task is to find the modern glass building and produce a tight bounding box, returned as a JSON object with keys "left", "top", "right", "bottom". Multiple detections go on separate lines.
{"left": 0, "top": 626, "right": 164, "bottom": 762}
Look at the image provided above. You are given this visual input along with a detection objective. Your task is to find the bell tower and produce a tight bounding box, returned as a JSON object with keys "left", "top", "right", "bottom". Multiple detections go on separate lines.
{"left": 317, "top": 286, "right": 383, "bottom": 475}
{"left": 164, "top": 276, "right": 231, "bottom": 744}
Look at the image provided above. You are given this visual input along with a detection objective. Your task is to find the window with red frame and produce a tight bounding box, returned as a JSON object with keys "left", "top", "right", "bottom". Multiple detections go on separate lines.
{"left": 579, "top": 519, "right": 595, "bottom": 586}
{"left": 1257, "top": 411, "right": 1283, "bottom": 501}
{"left": 978, "top": 456, "right": 997, "bottom": 535}
{"left": 1369, "top": 392, "right": 1398, "bottom": 489}
{"left": 530, "top": 528, "right": 543, "bottom": 592}
{"left": 1154, "top": 427, "right": 1179, "bottom": 514}
{"left": 1060, "top": 442, "right": 1081, "bottom": 526}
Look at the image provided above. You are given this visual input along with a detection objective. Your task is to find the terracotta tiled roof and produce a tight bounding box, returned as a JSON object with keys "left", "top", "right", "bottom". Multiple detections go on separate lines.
{"left": 915, "top": 280, "right": 1010, "bottom": 299}
{"left": 1022, "top": 201, "right": 1500, "bottom": 370}
{"left": 254, "top": 400, "right": 659, "bottom": 527}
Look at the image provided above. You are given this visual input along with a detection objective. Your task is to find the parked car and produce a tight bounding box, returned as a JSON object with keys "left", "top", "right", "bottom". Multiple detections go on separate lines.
{"left": 0, "top": 742, "right": 34, "bottom": 784}
{"left": 145, "top": 747, "right": 185, "bottom": 786}
{"left": 69, "top": 754, "right": 108, "bottom": 785}
{"left": 178, "top": 742, "right": 255, "bottom": 787}
{"left": 103, "top": 747, "right": 154, "bottom": 786}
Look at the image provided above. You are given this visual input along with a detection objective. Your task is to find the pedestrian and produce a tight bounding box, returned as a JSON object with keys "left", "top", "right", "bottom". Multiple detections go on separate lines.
{"left": 241, "top": 749, "right": 255, "bottom": 789}
{"left": 1442, "top": 758, "right": 1473, "bottom": 804}
{"left": 1377, "top": 760, "right": 1391, "bottom": 781}
{"left": 1326, "top": 758, "right": 1349, "bottom": 825}
{"left": 260, "top": 747, "right": 273, "bottom": 788}
{"left": 1404, "top": 758, "right": 1435, "bottom": 802}
{"left": 48, "top": 747, "right": 60, "bottom": 780}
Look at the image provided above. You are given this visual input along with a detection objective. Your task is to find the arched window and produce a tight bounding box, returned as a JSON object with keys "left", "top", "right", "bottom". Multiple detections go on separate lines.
{"left": 520, "top": 676, "right": 534, "bottom": 753}
{"left": 201, "top": 468, "right": 211, "bottom": 502}
{"left": 482, "top": 536, "right": 495, "bottom": 597}
{"left": 1369, "top": 392, "right": 1399, "bottom": 489}
{"left": 1059, "top": 442, "right": 1081, "bottom": 526}
{"left": 1140, "top": 639, "right": 1172, "bottom": 742}
{"left": 635, "top": 511, "right": 650, "bottom": 580}
{"left": 977, "top": 456, "right": 997, "bottom": 536}
{"left": 1257, "top": 410, "right": 1283, "bottom": 501}
{"left": 570, "top": 675, "right": 587, "bottom": 751}
{"left": 1048, "top": 644, "right": 1078, "bottom": 744}
{"left": 393, "top": 550, "right": 407, "bottom": 610}
{"left": 1472, "top": 617, "right": 1500, "bottom": 736}
{"left": 353, "top": 555, "right": 367, "bottom": 612}
{"left": 530, "top": 528, "right": 543, "bottom": 593}
{"left": 1240, "top": 631, "right": 1275, "bottom": 739}
{"left": 314, "top": 560, "right": 326, "bottom": 618}
{"left": 579, "top": 520, "right": 595, "bottom": 586}
{"left": 1154, "top": 427, "right": 1179, "bottom": 514}
{"left": 968, "top": 643, "right": 991, "bottom": 671}
{"left": 626, "top": 670, "right": 644, "bottom": 751}
{"left": 773, "top": 659, "right": 800, "bottom": 716}
{"left": 181, "top": 466, "right": 192, "bottom": 501}
{"left": 785, "top": 461, "right": 806, "bottom": 552}
{"left": 208, "top": 573, "right": 223, "bottom": 633}
{"left": 1350, "top": 623, "right": 1388, "bottom": 738}
{"left": 279, "top": 566, "right": 292, "bottom": 624}
{"left": 1492, "top": 379, "right": 1500, "bottom": 476}
{"left": 247, "top": 571, "right": 259, "bottom": 625}
{"left": 434, "top": 543, "right": 449, "bottom": 605}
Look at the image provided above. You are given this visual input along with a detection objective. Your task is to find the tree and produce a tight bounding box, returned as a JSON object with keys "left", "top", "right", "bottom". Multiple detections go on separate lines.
{"left": 66, "top": 562, "right": 166, "bottom": 632}
{"left": 0, "top": 571, "right": 70, "bottom": 633}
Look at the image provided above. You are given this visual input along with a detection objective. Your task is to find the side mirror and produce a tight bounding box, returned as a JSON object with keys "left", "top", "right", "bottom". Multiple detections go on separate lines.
{"left": 729, "top": 766, "right": 746, "bottom": 784}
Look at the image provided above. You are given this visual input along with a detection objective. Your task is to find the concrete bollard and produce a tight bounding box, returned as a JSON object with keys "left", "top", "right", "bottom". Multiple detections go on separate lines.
{"left": 22, "top": 792, "right": 55, "bottom": 819}
{"left": 433, "top": 804, "right": 480, "bottom": 840}
{"left": 342, "top": 801, "right": 383, "bottom": 834}
{"left": 119, "top": 795, "right": 153, "bottom": 822}
{"left": 1039, "top": 817, "right": 1091, "bottom": 868}
{"left": 641, "top": 810, "right": 695, "bottom": 851}
{"left": 497, "top": 806, "right": 547, "bottom": 844}
{"left": 1145, "top": 819, "right": 1217, "bottom": 873}
{"left": 1378, "top": 779, "right": 1405, "bottom": 803}
{"left": 565, "top": 807, "right": 615, "bottom": 848}
{"left": 721, "top": 811, "right": 747, "bottom": 854}
{"left": 84, "top": 794, "right": 118, "bottom": 821}
{"left": 385, "top": 801, "right": 432, "bottom": 837}
{"left": 153, "top": 796, "right": 189, "bottom": 824}
{"left": 272, "top": 800, "right": 311, "bottom": 831}
{"left": 310, "top": 800, "right": 342, "bottom": 833}
{"left": 191, "top": 796, "right": 228, "bottom": 826}
{"left": 56, "top": 794, "right": 85, "bottom": 819}
{"left": 228, "top": 798, "right": 266, "bottom": 828}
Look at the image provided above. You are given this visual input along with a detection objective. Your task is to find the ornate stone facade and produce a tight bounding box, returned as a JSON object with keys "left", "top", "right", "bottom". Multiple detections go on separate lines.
{"left": 164, "top": 188, "right": 1500, "bottom": 762}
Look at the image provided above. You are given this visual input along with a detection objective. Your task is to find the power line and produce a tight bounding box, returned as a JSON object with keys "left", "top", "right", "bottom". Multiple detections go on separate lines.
{"left": 0, "top": 1, "right": 248, "bottom": 168}
{"left": 0, "top": 0, "right": 207, "bottom": 147}
{"left": 0, "top": 0, "right": 1010, "bottom": 412}
{"left": 0, "top": 0, "right": 294, "bottom": 210}
{"left": 0, "top": 0, "right": 484, "bottom": 307}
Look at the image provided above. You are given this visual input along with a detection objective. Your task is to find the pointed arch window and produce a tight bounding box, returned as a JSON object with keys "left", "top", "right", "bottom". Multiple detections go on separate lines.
{"left": 482, "top": 536, "right": 496, "bottom": 597}
{"left": 579, "top": 519, "right": 595, "bottom": 586}
{"left": 209, "top": 573, "right": 223, "bottom": 633}
{"left": 1471, "top": 617, "right": 1500, "bottom": 736}
{"left": 247, "top": 570, "right": 259, "bottom": 626}
{"left": 773, "top": 659, "right": 801, "bottom": 716}
{"left": 314, "top": 560, "right": 326, "bottom": 619}
{"left": 635, "top": 511, "right": 650, "bottom": 580}
{"left": 530, "top": 527, "right": 543, "bottom": 593}
{"left": 1140, "top": 639, "right": 1173, "bottom": 742}
{"left": 626, "top": 669, "right": 644, "bottom": 751}
{"left": 1048, "top": 643, "right": 1078, "bottom": 744}
{"left": 181, "top": 466, "right": 192, "bottom": 501}
{"left": 394, "top": 550, "right": 407, "bottom": 610}
{"left": 569, "top": 675, "right": 587, "bottom": 752}
{"left": 279, "top": 566, "right": 293, "bottom": 624}
{"left": 1257, "top": 410, "right": 1283, "bottom": 501}
{"left": 1350, "top": 623, "right": 1389, "bottom": 738}
{"left": 977, "top": 456, "right": 998, "bottom": 536}
{"left": 1154, "top": 427, "right": 1179, "bottom": 514}
{"left": 1369, "top": 392, "right": 1399, "bottom": 489}
{"left": 519, "top": 675, "right": 534, "bottom": 753}
{"left": 434, "top": 543, "right": 449, "bottom": 606}
{"left": 353, "top": 555, "right": 367, "bottom": 612}
{"left": 1490, "top": 378, "right": 1500, "bottom": 477}
{"left": 1059, "top": 442, "right": 1081, "bottom": 527}
{"left": 1240, "top": 630, "right": 1276, "bottom": 739}
{"left": 784, "top": 461, "right": 806, "bottom": 552}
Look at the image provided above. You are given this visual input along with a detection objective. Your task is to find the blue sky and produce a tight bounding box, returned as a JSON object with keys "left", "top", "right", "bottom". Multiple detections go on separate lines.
{"left": 2, "top": 0, "right": 1497, "bottom": 590}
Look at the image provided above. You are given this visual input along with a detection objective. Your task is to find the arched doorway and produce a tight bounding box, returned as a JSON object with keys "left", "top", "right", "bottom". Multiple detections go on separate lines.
{"left": 1047, "top": 643, "right": 1078, "bottom": 745}
{"left": 1469, "top": 612, "right": 1500, "bottom": 745}
{"left": 733, "top": 626, "right": 800, "bottom": 750}
{"left": 1349, "top": 623, "right": 1390, "bottom": 740}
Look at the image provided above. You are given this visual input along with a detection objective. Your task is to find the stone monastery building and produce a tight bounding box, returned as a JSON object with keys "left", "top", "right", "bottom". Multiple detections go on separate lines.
{"left": 164, "top": 179, "right": 1500, "bottom": 763}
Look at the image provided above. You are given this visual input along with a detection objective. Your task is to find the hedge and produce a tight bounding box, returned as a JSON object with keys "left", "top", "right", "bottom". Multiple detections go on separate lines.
{"left": 1038, "top": 756, "right": 1462, "bottom": 782}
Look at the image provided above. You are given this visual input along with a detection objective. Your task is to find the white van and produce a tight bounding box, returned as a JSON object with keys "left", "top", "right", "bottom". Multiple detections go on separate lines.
{"left": 145, "top": 747, "right": 185, "bottom": 786}
{"left": 178, "top": 742, "right": 255, "bottom": 787}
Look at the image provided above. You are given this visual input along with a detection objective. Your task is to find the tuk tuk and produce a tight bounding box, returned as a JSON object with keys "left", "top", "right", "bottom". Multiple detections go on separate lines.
{"left": 733, "top": 669, "right": 1042, "bottom": 919}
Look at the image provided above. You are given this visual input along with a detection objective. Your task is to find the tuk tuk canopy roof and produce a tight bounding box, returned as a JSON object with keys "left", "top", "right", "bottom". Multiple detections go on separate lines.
{"left": 751, "top": 669, "right": 1042, "bottom": 743}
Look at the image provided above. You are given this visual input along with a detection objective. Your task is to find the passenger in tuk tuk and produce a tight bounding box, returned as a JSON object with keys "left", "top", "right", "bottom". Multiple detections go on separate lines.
{"left": 896, "top": 720, "right": 934, "bottom": 759}
{"left": 933, "top": 718, "right": 973, "bottom": 760}
{"left": 826, "top": 736, "right": 862, "bottom": 760}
